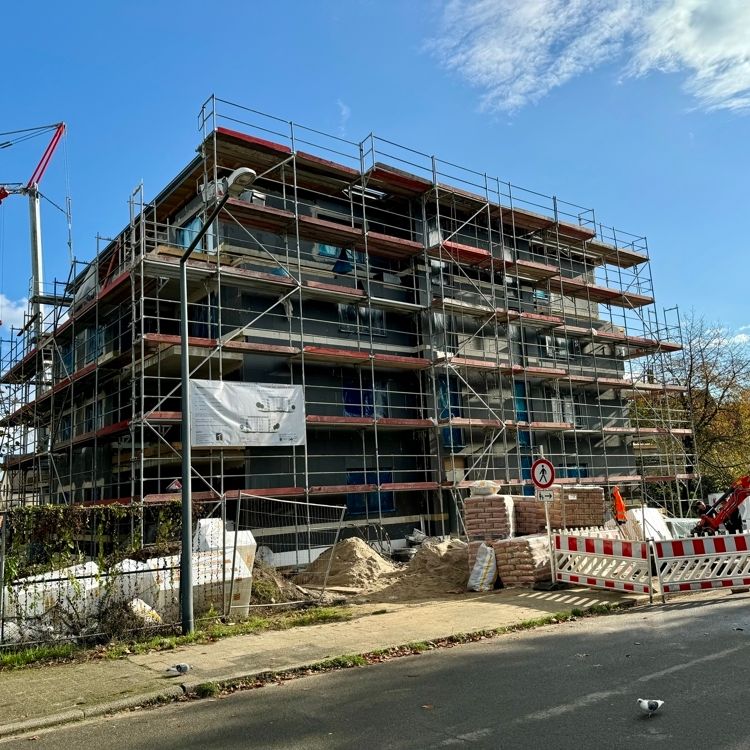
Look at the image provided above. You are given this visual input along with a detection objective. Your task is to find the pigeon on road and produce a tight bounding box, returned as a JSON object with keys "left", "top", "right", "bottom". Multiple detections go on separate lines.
{"left": 165, "top": 663, "right": 192, "bottom": 677}
{"left": 637, "top": 698, "right": 664, "bottom": 717}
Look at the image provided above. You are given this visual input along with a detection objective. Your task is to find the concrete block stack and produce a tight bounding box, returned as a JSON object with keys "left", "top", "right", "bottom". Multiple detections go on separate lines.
{"left": 514, "top": 487, "right": 607, "bottom": 535}
{"left": 513, "top": 498, "right": 552, "bottom": 535}
{"left": 464, "top": 493, "right": 514, "bottom": 571}
{"left": 464, "top": 494, "right": 514, "bottom": 539}
{"left": 493, "top": 534, "right": 551, "bottom": 587}
{"left": 462, "top": 485, "right": 608, "bottom": 588}
{"left": 558, "top": 486, "right": 607, "bottom": 527}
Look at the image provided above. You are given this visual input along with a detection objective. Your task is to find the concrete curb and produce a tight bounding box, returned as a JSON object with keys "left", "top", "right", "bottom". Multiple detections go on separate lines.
{"left": 81, "top": 686, "right": 186, "bottom": 719}
{"left": 181, "top": 665, "right": 304, "bottom": 695}
{"left": 180, "top": 657, "right": 343, "bottom": 695}
{"left": 0, "top": 710, "right": 85, "bottom": 740}
{"left": 0, "top": 687, "right": 185, "bottom": 740}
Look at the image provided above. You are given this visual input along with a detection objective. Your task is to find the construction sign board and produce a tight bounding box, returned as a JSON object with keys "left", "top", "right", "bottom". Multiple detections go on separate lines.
{"left": 531, "top": 458, "right": 555, "bottom": 489}
{"left": 537, "top": 489, "right": 554, "bottom": 503}
{"left": 190, "top": 380, "right": 306, "bottom": 448}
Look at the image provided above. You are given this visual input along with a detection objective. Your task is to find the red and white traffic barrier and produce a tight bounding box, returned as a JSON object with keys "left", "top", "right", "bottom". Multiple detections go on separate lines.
{"left": 653, "top": 533, "right": 750, "bottom": 594}
{"left": 554, "top": 534, "right": 653, "bottom": 596}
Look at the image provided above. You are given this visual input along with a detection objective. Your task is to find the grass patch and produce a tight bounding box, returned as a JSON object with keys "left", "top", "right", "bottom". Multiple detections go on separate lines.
{"left": 249, "top": 576, "right": 282, "bottom": 604}
{"left": 0, "top": 643, "right": 77, "bottom": 670}
{"left": 116, "top": 631, "right": 206, "bottom": 657}
{"left": 111, "top": 607, "right": 353, "bottom": 657}
{"left": 586, "top": 603, "right": 618, "bottom": 616}
{"left": 286, "top": 608, "right": 351, "bottom": 627}
{"left": 194, "top": 681, "right": 220, "bottom": 698}
{"left": 405, "top": 641, "right": 431, "bottom": 653}
{"left": 314, "top": 654, "right": 367, "bottom": 669}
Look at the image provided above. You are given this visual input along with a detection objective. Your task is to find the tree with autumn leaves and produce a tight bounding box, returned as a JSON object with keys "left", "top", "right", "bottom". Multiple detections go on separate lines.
{"left": 661, "top": 312, "right": 750, "bottom": 494}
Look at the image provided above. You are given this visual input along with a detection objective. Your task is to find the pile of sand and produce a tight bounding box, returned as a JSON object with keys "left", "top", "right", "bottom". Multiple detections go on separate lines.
{"left": 364, "top": 538, "right": 469, "bottom": 601}
{"left": 251, "top": 560, "right": 313, "bottom": 604}
{"left": 295, "top": 537, "right": 397, "bottom": 588}
{"left": 294, "top": 536, "right": 471, "bottom": 600}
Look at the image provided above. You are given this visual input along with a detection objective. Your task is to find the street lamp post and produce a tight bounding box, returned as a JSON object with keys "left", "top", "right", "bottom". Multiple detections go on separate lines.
{"left": 180, "top": 167, "right": 256, "bottom": 634}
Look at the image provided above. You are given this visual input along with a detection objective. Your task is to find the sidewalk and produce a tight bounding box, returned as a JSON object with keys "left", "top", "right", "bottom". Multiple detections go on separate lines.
{"left": 0, "top": 587, "right": 641, "bottom": 738}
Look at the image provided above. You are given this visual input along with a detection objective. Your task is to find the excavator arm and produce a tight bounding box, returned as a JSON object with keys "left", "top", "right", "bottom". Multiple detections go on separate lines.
{"left": 692, "top": 475, "right": 750, "bottom": 536}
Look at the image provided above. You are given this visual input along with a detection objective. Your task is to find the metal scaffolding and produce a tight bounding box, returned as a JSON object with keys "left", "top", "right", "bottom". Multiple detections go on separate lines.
{"left": 0, "top": 95, "right": 696, "bottom": 537}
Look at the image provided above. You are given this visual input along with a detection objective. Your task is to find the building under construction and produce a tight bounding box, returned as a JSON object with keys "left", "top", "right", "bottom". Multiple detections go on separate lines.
{"left": 0, "top": 96, "right": 695, "bottom": 537}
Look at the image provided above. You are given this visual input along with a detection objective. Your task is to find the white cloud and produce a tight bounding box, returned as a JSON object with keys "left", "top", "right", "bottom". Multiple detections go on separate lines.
{"left": 629, "top": 0, "right": 750, "bottom": 112}
{"left": 710, "top": 327, "right": 750, "bottom": 347}
{"left": 429, "top": 0, "right": 750, "bottom": 113}
{"left": 337, "top": 99, "right": 351, "bottom": 137}
{"left": 0, "top": 294, "right": 28, "bottom": 332}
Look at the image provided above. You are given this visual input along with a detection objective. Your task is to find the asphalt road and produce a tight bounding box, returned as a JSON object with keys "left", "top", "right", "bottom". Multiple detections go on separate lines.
{"left": 4, "top": 593, "right": 750, "bottom": 749}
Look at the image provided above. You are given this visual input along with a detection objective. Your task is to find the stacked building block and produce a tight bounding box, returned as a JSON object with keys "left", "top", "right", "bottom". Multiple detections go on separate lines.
{"left": 464, "top": 493, "right": 515, "bottom": 571}
{"left": 493, "top": 534, "right": 551, "bottom": 587}
{"left": 463, "top": 486, "right": 608, "bottom": 586}
{"left": 514, "top": 487, "right": 607, "bottom": 535}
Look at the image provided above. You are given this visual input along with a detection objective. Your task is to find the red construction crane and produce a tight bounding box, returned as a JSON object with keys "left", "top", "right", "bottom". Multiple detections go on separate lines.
{"left": 0, "top": 122, "right": 65, "bottom": 202}
{"left": 0, "top": 122, "right": 66, "bottom": 338}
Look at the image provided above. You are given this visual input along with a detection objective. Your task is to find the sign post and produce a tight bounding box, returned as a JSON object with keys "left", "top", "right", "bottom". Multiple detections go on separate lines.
{"left": 531, "top": 458, "right": 557, "bottom": 587}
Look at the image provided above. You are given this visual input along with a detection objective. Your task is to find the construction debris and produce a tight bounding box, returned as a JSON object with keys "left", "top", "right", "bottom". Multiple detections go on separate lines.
{"left": 251, "top": 561, "right": 311, "bottom": 604}
{"left": 619, "top": 507, "right": 672, "bottom": 541}
{"left": 1, "top": 520, "right": 257, "bottom": 644}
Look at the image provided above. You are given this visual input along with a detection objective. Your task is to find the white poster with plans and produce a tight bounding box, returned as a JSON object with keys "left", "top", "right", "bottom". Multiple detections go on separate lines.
{"left": 189, "top": 380, "right": 306, "bottom": 447}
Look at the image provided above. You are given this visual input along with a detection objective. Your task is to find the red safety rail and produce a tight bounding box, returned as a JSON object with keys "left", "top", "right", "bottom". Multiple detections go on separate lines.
{"left": 653, "top": 533, "right": 750, "bottom": 594}
{"left": 554, "top": 533, "right": 653, "bottom": 595}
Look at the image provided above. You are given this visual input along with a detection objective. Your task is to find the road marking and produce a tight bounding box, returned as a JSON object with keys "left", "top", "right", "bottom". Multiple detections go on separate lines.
{"left": 521, "top": 690, "right": 621, "bottom": 720}
{"left": 636, "top": 643, "right": 749, "bottom": 682}
{"left": 439, "top": 728, "right": 495, "bottom": 745}
{"left": 519, "top": 643, "right": 750, "bottom": 722}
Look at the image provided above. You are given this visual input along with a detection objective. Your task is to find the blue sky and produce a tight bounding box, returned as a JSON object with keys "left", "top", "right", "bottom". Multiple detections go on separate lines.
{"left": 1, "top": 0, "right": 749, "bottom": 339}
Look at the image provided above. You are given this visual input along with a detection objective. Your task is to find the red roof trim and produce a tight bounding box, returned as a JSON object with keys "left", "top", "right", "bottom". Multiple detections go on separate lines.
{"left": 216, "top": 127, "right": 292, "bottom": 155}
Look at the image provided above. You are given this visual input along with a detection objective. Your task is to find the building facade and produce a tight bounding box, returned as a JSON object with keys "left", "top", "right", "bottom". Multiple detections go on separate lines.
{"left": 0, "top": 97, "right": 694, "bottom": 537}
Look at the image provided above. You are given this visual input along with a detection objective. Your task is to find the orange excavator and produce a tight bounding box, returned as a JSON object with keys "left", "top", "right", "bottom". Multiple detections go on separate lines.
{"left": 691, "top": 475, "right": 750, "bottom": 536}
